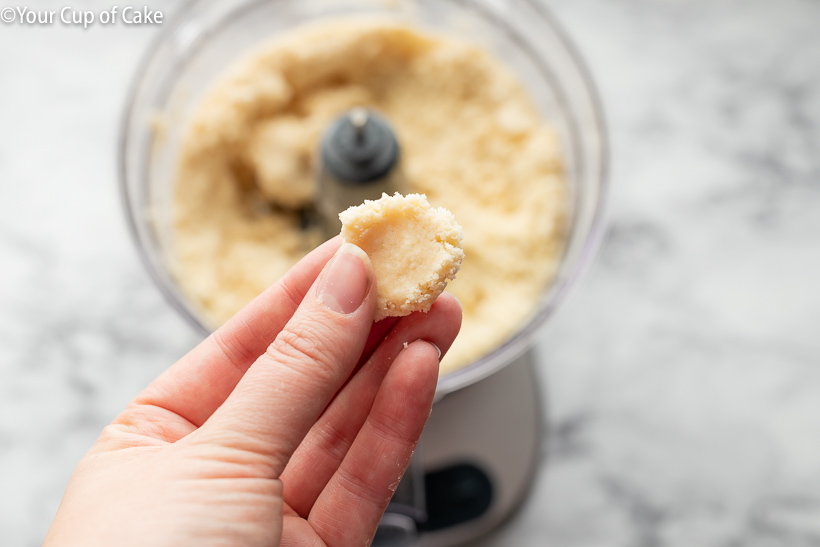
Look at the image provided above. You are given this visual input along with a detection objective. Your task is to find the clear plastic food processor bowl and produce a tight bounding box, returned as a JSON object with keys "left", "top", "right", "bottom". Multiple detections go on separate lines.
{"left": 120, "top": 0, "right": 608, "bottom": 395}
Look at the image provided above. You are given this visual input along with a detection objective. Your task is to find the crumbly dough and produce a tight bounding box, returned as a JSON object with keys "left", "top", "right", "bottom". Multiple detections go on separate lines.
{"left": 340, "top": 193, "right": 464, "bottom": 321}
{"left": 172, "top": 19, "right": 566, "bottom": 374}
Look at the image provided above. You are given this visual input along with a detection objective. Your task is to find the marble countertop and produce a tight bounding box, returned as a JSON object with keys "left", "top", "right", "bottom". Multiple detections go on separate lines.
{"left": 2, "top": 0, "right": 820, "bottom": 545}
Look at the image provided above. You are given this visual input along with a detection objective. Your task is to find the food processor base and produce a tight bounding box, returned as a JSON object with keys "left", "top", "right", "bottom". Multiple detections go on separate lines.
{"left": 419, "top": 350, "right": 543, "bottom": 546}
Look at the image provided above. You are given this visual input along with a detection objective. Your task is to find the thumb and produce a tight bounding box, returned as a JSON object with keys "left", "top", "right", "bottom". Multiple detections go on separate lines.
{"left": 193, "top": 242, "right": 376, "bottom": 477}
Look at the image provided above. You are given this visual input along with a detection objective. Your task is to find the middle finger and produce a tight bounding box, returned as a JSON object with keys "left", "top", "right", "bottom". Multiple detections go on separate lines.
{"left": 279, "top": 293, "right": 462, "bottom": 517}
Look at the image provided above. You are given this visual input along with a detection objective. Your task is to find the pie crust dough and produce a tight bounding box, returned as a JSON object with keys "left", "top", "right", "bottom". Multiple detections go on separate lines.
{"left": 340, "top": 193, "right": 464, "bottom": 321}
{"left": 172, "top": 20, "right": 566, "bottom": 374}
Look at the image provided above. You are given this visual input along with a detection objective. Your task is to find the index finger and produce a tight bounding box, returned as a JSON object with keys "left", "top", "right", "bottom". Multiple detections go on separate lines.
{"left": 132, "top": 237, "right": 342, "bottom": 428}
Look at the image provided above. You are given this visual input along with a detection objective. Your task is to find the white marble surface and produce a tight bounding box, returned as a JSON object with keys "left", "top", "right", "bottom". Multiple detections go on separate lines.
{"left": 2, "top": 0, "right": 820, "bottom": 545}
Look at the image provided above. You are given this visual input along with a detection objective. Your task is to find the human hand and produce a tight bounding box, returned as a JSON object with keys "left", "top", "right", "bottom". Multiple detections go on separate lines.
{"left": 44, "top": 237, "right": 462, "bottom": 546}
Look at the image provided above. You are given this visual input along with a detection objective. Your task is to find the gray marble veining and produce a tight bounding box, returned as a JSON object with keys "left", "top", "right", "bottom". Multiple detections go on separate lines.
{"left": 2, "top": 0, "right": 820, "bottom": 545}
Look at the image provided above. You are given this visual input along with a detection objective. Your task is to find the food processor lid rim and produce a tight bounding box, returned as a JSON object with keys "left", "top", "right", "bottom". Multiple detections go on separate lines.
{"left": 118, "top": 0, "right": 215, "bottom": 337}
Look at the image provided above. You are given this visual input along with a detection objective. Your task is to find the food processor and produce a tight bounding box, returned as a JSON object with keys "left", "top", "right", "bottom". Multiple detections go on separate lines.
{"left": 120, "top": 0, "right": 607, "bottom": 544}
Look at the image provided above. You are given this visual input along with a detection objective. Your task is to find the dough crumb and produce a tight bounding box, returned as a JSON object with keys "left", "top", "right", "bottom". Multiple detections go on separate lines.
{"left": 340, "top": 193, "right": 464, "bottom": 321}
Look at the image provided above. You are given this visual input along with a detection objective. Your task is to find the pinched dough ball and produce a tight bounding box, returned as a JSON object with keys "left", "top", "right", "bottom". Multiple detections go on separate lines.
{"left": 340, "top": 193, "right": 464, "bottom": 321}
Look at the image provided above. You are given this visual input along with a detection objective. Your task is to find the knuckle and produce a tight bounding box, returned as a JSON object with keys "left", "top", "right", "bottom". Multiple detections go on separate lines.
{"left": 311, "top": 419, "right": 355, "bottom": 462}
{"left": 337, "top": 465, "right": 393, "bottom": 507}
{"left": 210, "top": 326, "right": 255, "bottom": 374}
{"left": 276, "top": 277, "right": 304, "bottom": 313}
{"left": 368, "top": 409, "right": 420, "bottom": 447}
{"left": 267, "top": 321, "right": 341, "bottom": 385}
{"left": 190, "top": 427, "right": 288, "bottom": 478}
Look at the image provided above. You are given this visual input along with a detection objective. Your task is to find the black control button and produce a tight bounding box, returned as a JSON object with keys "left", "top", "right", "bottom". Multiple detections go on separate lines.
{"left": 422, "top": 463, "right": 493, "bottom": 531}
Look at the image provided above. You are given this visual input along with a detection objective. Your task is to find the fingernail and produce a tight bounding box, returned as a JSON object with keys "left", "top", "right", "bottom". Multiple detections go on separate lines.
{"left": 317, "top": 243, "right": 371, "bottom": 315}
{"left": 410, "top": 339, "right": 441, "bottom": 361}
{"left": 453, "top": 295, "right": 463, "bottom": 314}
{"left": 429, "top": 342, "right": 442, "bottom": 360}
